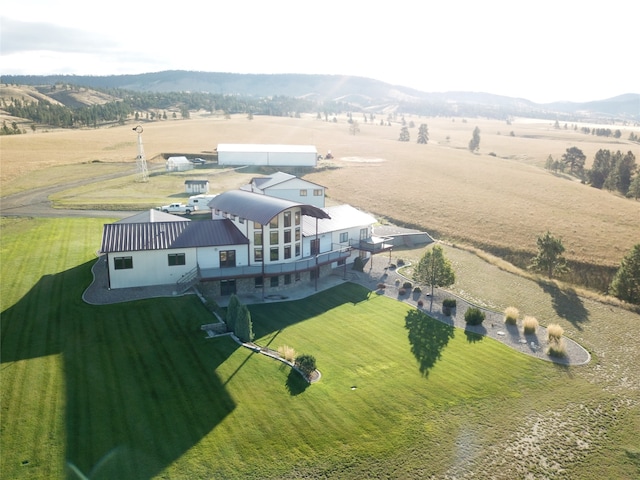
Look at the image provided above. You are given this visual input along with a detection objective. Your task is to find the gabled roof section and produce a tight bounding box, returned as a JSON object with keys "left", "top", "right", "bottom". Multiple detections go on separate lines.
{"left": 101, "top": 219, "right": 248, "bottom": 253}
{"left": 209, "top": 190, "right": 330, "bottom": 225}
{"left": 302, "top": 204, "right": 376, "bottom": 236}
{"left": 116, "top": 209, "right": 191, "bottom": 224}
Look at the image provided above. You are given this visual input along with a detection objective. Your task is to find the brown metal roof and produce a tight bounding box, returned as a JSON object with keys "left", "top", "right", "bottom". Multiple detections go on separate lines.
{"left": 101, "top": 219, "right": 248, "bottom": 253}
{"left": 208, "top": 190, "right": 330, "bottom": 225}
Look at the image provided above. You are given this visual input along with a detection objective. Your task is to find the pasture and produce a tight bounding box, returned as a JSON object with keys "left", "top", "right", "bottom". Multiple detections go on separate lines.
{"left": 1, "top": 217, "right": 639, "bottom": 479}
{"left": 1, "top": 114, "right": 638, "bottom": 292}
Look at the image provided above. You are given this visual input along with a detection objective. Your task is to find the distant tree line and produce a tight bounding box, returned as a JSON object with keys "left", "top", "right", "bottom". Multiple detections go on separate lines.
{"left": 579, "top": 126, "right": 622, "bottom": 138}
{"left": 1, "top": 86, "right": 350, "bottom": 130}
{"left": 545, "top": 147, "right": 639, "bottom": 199}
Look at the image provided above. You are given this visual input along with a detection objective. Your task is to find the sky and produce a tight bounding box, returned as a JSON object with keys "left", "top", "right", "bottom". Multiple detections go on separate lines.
{"left": 1, "top": 0, "right": 638, "bottom": 104}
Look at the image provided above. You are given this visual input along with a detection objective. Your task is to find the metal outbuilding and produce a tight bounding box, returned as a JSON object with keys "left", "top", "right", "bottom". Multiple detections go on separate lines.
{"left": 217, "top": 144, "right": 318, "bottom": 167}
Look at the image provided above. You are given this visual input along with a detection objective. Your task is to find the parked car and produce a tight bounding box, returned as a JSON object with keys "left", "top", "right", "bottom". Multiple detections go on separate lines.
{"left": 190, "top": 157, "right": 206, "bottom": 164}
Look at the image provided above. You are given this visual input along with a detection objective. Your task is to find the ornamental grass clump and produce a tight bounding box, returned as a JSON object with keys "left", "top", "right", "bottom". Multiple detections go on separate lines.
{"left": 546, "top": 323, "right": 566, "bottom": 357}
{"left": 522, "top": 315, "right": 539, "bottom": 334}
{"left": 504, "top": 306, "right": 519, "bottom": 325}
{"left": 278, "top": 345, "right": 297, "bottom": 363}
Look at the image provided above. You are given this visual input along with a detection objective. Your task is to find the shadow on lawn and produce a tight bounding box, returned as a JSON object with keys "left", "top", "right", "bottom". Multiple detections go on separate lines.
{"left": 1, "top": 261, "right": 237, "bottom": 480}
{"left": 539, "top": 281, "right": 589, "bottom": 330}
{"left": 404, "top": 310, "right": 455, "bottom": 377}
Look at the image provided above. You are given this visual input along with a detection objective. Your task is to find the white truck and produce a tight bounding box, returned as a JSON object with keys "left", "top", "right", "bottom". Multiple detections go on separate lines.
{"left": 187, "top": 194, "right": 217, "bottom": 211}
{"left": 158, "top": 203, "right": 197, "bottom": 215}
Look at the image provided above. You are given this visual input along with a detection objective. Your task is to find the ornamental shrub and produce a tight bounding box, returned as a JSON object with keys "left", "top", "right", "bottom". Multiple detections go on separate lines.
{"left": 443, "top": 298, "right": 457, "bottom": 308}
{"left": 464, "top": 307, "right": 485, "bottom": 325}
{"left": 504, "top": 306, "right": 519, "bottom": 325}
{"left": 295, "top": 354, "right": 317, "bottom": 377}
{"left": 523, "top": 316, "right": 539, "bottom": 334}
{"left": 403, "top": 281, "right": 413, "bottom": 289}
{"left": 413, "top": 286, "right": 422, "bottom": 293}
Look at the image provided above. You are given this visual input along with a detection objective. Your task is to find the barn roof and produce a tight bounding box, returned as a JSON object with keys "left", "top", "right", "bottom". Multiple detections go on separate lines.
{"left": 208, "top": 190, "right": 330, "bottom": 225}
{"left": 217, "top": 144, "right": 317, "bottom": 154}
{"left": 101, "top": 219, "right": 248, "bottom": 253}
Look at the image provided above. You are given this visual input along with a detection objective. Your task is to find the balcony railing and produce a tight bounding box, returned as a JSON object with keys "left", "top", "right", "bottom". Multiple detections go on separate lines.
{"left": 199, "top": 246, "right": 352, "bottom": 280}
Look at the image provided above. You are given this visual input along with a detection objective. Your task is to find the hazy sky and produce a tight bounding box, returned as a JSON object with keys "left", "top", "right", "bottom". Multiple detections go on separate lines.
{"left": 1, "top": 0, "right": 638, "bottom": 103}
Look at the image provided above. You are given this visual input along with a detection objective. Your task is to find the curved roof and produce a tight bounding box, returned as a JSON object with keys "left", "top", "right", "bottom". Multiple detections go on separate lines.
{"left": 209, "top": 190, "right": 330, "bottom": 225}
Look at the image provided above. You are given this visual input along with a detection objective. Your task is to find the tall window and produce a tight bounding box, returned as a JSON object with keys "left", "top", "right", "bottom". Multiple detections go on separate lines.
{"left": 270, "top": 216, "right": 278, "bottom": 228}
{"left": 114, "top": 256, "right": 133, "bottom": 270}
{"left": 340, "top": 232, "right": 348, "bottom": 243}
{"left": 254, "top": 231, "right": 263, "bottom": 245}
{"left": 295, "top": 243, "right": 301, "bottom": 257}
{"left": 284, "top": 211, "right": 291, "bottom": 227}
{"left": 219, "top": 250, "right": 236, "bottom": 268}
{"left": 220, "top": 279, "right": 236, "bottom": 296}
{"left": 295, "top": 228, "right": 300, "bottom": 241}
{"left": 168, "top": 253, "right": 186, "bottom": 266}
{"left": 270, "top": 276, "right": 279, "bottom": 287}
{"left": 360, "top": 228, "right": 368, "bottom": 240}
{"left": 255, "top": 276, "right": 264, "bottom": 288}
{"left": 284, "top": 229, "right": 291, "bottom": 243}
{"left": 270, "top": 231, "right": 279, "bottom": 244}
{"left": 254, "top": 248, "right": 263, "bottom": 262}
{"left": 270, "top": 247, "right": 279, "bottom": 261}
{"left": 284, "top": 245, "right": 291, "bottom": 259}
{"left": 295, "top": 211, "right": 300, "bottom": 225}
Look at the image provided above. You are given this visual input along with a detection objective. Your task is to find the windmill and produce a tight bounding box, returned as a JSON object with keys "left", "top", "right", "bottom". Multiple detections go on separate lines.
{"left": 133, "top": 125, "right": 149, "bottom": 182}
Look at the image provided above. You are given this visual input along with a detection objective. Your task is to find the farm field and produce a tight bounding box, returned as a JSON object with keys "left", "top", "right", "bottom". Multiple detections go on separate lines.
{"left": 1, "top": 217, "right": 639, "bottom": 479}
{"left": 1, "top": 114, "right": 638, "bottom": 292}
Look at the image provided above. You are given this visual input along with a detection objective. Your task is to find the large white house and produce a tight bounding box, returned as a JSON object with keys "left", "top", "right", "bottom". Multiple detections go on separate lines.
{"left": 99, "top": 176, "right": 392, "bottom": 297}
{"left": 240, "top": 171, "right": 326, "bottom": 207}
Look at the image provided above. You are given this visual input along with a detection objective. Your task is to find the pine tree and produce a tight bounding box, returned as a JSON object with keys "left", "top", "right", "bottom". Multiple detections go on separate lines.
{"left": 417, "top": 124, "right": 429, "bottom": 144}
{"left": 468, "top": 126, "right": 480, "bottom": 152}
{"left": 398, "top": 126, "right": 410, "bottom": 142}
{"left": 530, "top": 231, "right": 568, "bottom": 278}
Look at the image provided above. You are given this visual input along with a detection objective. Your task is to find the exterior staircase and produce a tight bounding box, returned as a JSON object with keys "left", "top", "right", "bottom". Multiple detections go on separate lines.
{"left": 176, "top": 266, "right": 200, "bottom": 293}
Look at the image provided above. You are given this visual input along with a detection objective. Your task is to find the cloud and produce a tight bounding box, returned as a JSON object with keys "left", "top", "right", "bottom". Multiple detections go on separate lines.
{"left": 1, "top": 17, "right": 119, "bottom": 54}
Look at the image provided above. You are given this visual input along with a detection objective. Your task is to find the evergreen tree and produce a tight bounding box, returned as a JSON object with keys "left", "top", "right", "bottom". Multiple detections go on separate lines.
{"left": 398, "top": 126, "right": 410, "bottom": 142}
{"left": 417, "top": 124, "right": 429, "bottom": 144}
{"left": 468, "top": 126, "right": 480, "bottom": 152}
{"left": 225, "top": 294, "right": 240, "bottom": 329}
{"left": 234, "top": 304, "right": 254, "bottom": 342}
{"left": 609, "top": 244, "right": 640, "bottom": 304}
{"left": 561, "top": 146, "right": 586, "bottom": 176}
{"left": 530, "top": 231, "right": 568, "bottom": 279}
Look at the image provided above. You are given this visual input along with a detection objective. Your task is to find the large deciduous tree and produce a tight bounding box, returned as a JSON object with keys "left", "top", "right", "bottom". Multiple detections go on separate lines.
{"left": 530, "top": 231, "right": 568, "bottom": 279}
{"left": 413, "top": 245, "right": 455, "bottom": 297}
{"left": 609, "top": 244, "right": 640, "bottom": 305}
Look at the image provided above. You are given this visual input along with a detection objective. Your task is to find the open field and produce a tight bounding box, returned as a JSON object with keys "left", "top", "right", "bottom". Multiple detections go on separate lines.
{"left": 1, "top": 114, "right": 638, "bottom": 292}
{"left": 1, "top": 217, "right": 639, "bottom": 479}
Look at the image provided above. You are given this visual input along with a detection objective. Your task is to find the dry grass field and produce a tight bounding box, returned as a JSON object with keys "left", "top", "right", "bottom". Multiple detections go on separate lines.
{"left": 1, "top": 113, "right": 639, "bottom": 291}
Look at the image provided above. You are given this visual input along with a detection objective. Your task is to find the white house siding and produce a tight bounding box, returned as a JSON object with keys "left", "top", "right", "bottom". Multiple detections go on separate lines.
{"left": 263, "top": 178, "right": 325, "bottom": 208}
{"left": 108, "top": 248, "right": 197, "bottom": 289}
{"left": 196, "top": 245, "right": 249, "bottom": 270}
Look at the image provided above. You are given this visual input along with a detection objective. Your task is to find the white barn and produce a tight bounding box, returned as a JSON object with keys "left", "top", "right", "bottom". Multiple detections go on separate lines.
{"left": 217, "top": 144, "right": 318, "bottom": 167}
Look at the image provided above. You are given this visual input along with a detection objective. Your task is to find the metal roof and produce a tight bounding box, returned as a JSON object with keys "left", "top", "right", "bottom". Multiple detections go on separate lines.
{"left": 101, "top": 219, "right": 248, "bottom": 253}
{"left": 115, "top": 209, "right": 191, "bottom": 224}
{"left": 208, "top": 190, "right": 330, "bottom": 225}
{"left": 217, "top": 144, "right": 317, "bottom": 153}
{"left": 302, "top": 204, "right": 376, "bottom": 236}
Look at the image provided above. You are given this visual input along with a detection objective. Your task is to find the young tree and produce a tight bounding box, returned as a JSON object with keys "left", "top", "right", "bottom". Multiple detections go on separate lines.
{"left": 468, "top": 126, "right": 480, "bottom": 152}
{"left": 234, "top": 304, "right": 254, "bottom": 342}
{"left": 609, "top": 244, "right": 640, "bottom": 304}
{"left": 530, "top": 231, "right": 568, "bottom": 279}
{"left": 295, "top": 354, "right": 317, "bottom": 378}
{"left": 349, "top": 120, "right": 360, "bottom": 135}
{"left": 225, "top": 294, "right": 240, "bottom": 330}
{"left": 398, "top": 125, "right": 410, "bottom": 142}
{"left": 629, "top": 175, "right": 640, "bottom": 200}
{"left": 413, "top": 245, "right": 455, "bottom": 297}
{"left": 561, "top": 147, "right": 586, "bottom": 176}
{"left": 417, "top": 124, "right": 429, "bottom": 144}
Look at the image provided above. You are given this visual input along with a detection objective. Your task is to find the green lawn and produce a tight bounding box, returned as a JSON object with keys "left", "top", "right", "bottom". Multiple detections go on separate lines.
{"left": 1, "top": 217, "right": 638, "bottom": 479}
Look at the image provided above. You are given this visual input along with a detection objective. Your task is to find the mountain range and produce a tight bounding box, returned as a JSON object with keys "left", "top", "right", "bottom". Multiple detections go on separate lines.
{"left": 2, "top": 71, "right": 639, "bottom": 122}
